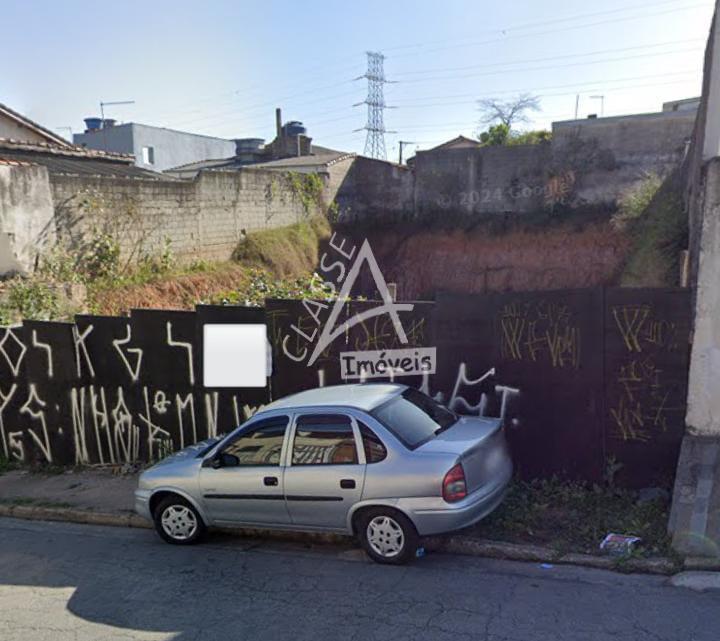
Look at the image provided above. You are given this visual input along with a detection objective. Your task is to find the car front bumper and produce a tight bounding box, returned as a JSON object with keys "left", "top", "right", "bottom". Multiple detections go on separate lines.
{"left": 402, "top": 461, "right": 512, "bottom": 536}
{"left": 134, "top": 488, "right": 153, "bottom": 521}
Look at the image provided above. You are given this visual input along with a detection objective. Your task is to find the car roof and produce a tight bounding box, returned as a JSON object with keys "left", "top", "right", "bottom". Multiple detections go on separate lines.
{"left": 258, "top": 383, "right": 407, "bottom": 414}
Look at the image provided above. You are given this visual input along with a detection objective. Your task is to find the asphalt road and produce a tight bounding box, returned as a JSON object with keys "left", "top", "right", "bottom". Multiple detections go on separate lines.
{"left": 0, "top": 518, "right": 718, "bottom": 641}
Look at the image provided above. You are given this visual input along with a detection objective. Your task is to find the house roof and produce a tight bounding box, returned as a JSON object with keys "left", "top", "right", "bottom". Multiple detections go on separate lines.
{"left": 0, "top": 139, "right": 164, "bottom": 179}
{"left": 0, "top": 103, "right": 73, "bottom": 147}
{"left": 76, "top": 121, "right": 237, "bottom": 143}
{"left": 166, "top": 145, "right": 353, "bottom": 174}
{"left": 429, "top": 135, "right": 481, "bottom": 151}
{"left": 251, "top": 150, "right": 354, "bottom": 170}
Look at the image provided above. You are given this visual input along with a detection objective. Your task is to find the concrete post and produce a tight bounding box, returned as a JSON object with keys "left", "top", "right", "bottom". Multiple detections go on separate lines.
{"left": 669, "top": 4, "right": 720, "bottom": 556}
{"left": 704, "top": 10, "right": 720, "bottom": 162}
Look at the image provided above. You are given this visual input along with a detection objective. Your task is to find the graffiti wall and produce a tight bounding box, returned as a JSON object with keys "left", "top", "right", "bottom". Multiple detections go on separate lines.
{"left": 0, "top": 307, "right": 268, "bottom": 467}
{"left": 0, "top": 288, "right": 690, "bottom": 487}
{"left": 268, "top": 288, "right": 691, "bottom": 488}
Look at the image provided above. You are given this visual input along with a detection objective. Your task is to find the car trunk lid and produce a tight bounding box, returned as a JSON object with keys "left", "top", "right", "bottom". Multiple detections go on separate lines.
{"left": 417, "top": 416, "right": 506, "bottom": 493}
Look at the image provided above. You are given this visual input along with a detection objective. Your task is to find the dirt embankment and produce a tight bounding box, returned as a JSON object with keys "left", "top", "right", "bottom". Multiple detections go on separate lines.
{"left": 355, "top": 222, "right": 631, "bottom": 300}
{"left": 93, "top": 265, "right": 252, "bottom": 315}
{"left": 92, "top": 216, "right": 630, "bottom": 313}
{"left": 92, "top": 216, "right": 331, "bottom": 315}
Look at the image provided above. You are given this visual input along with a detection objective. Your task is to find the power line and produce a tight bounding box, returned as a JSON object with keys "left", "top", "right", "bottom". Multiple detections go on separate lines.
{"left": 390, "top": 70, "right": 699, "bottom": 109}
{"left": 168, "top": 49, "right": 701, "bottom": 136}
{"left": 398, "top": 47, "right": 703, "bottom": 84}
{"left": 383, "top": 0, "right": 706, "bottom": 53}
{"left": 313, "top": 75, "right": 700, "bottom": 146}
{"left": 389, "top": 2, "right": 712, "bottom": 59}
{"left": 130, "top": 2, "right": 709, "bottom": 131}
{"left": 393, "top": 38, "right": 703, "bottom": 77}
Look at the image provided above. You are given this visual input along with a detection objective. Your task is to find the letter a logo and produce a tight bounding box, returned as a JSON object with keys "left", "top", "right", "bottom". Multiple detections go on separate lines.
{"left": 307, "top": 240, "right": 414, "bottom": 366}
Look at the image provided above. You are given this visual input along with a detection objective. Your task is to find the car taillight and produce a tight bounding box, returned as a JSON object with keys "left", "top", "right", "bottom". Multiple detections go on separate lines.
{"left": 442, "top": 463, "right": 467, "bottom": 502}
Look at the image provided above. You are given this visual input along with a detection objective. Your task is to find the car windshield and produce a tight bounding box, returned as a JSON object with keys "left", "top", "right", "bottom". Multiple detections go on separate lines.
{"left": 371, "top": 388, "right": 457, "bottom": 449}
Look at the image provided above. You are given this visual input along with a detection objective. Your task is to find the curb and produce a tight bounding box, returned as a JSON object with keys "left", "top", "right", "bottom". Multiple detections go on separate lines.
{"left": 0, "top": 504, "right": 712, "bottom": 575}
{"left": 425, "top": 536, "right": 681, "bottom": 575}
{"left": 0, "top": 504, "right": 151, "bottom": 530}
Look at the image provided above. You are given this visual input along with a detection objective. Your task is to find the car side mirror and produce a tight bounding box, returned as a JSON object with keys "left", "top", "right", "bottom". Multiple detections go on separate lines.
{"left": 212, "top": 452, "right": 239, "bottom": 469}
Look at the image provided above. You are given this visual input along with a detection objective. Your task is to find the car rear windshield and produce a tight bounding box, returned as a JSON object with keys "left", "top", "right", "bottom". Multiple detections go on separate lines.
{"left": 371, "top": 388, "right": 457, "bottom": 449}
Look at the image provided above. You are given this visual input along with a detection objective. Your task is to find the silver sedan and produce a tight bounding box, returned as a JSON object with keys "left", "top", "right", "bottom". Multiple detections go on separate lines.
{"left": 135, "top": 383, "right": 513, "bottom": 564}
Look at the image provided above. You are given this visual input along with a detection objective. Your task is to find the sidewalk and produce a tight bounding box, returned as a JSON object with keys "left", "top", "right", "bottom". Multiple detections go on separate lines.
{"left": 0, "top": 467, "right": 718, "bottom": 575}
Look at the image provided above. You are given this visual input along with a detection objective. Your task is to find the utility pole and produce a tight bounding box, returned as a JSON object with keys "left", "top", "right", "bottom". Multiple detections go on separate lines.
{"left": 574, "top": 94, "right": 580, "bottom": 119}
{"left": 99, "top": 99, "right": 135, "bottom": 151}
{"left": 398, "top": 140, "right": 415, "bottom": 165}
{"left": 353, "top": 52, "right": 396, "bottom": 160}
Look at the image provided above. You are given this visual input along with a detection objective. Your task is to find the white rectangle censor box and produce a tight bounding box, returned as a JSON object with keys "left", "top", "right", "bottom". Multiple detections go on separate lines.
{"left": 339, "top": 347, "right": 436, "bottom": 380}
{"left": 203, "top": 324, "right": 267, "bottom": 388}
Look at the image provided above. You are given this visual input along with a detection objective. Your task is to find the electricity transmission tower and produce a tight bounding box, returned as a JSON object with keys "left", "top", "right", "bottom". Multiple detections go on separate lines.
{"left": 354, "top": 51, "right": 395, "bottom": 160}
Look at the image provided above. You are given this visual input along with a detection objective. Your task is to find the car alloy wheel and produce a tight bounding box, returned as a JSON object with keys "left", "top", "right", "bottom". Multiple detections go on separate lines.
{"left": 366, "top": 515, "right": 405, "bottom": 558}
{"left": 160, "top": 504, "right": 198, "bottom": 541}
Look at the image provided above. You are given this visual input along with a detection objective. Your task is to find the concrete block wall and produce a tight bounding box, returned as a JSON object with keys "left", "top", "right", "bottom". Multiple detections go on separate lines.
{"left": 414, "top": 144, "right": 551, "bottom": 218}
{"left": 50, "top": 168, "right": 311, "bottom": 264}
{"left": 410, "top": 110, "right": 696, "bottom": 221}
{"left": 333, "top": 156, "right": 414, "bottom": 222}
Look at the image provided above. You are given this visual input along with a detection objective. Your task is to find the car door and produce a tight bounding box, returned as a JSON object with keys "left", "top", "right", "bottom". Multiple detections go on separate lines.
{"left": 283, "top": 412, "right": 365, "bottom": 530}
{"left": 199, "top": 415, "right": 291, "bottom": 526}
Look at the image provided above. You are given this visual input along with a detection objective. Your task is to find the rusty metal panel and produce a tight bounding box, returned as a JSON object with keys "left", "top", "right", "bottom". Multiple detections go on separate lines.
{"left": 603, "top": 288, "right": 692, "bottom": 487}
{"left": 434, "top": 289, "right": 605, "bottom": 482}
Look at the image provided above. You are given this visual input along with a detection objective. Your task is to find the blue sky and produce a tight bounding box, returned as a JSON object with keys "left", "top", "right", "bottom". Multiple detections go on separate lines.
{"left": 2, "top": 0, "right": 715, "bottom": 160}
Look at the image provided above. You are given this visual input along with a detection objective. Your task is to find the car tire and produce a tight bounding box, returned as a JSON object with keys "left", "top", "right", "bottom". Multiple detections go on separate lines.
{"left": 357, "top": 508, "right": 419, "bottom": 565}
{"left": 153, "top": 494, "right": 206, "bottom": 545}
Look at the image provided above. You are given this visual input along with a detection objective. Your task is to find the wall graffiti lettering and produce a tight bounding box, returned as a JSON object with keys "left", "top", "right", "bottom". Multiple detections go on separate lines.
{"left": 607, "top": 299, "right": 686, "bottom": 444}
{"left": 498, "top": 300, "right": 581, "bottom": 369}
{"left": 0, "top": 288, "right": 692, "bottom": 489}
{"left": 420, "top": 364, "right": 521, "bottom": 427}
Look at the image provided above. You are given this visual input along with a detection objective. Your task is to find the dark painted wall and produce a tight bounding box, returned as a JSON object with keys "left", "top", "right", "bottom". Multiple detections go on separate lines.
{"left": 0, "top": 288, "right": 690, "bottom": 487}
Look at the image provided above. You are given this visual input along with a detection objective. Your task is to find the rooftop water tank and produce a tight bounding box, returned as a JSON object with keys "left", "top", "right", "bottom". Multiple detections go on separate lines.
{"left": 283, "top": 121, "right": 306, "bottom": 137}
{"left": 234, "top": 138, "right": 265, "bottom": 154}
{"left": 84, "top": 117, "right": 103, "bottom": 132}
{"left": 103, "top": 118, "right": 117, "bottom": 128}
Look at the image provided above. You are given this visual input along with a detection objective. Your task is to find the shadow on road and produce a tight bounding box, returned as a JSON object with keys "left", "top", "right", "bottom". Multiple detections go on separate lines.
{"left": 1, "top": 518, "right": 719, "bottom": 641}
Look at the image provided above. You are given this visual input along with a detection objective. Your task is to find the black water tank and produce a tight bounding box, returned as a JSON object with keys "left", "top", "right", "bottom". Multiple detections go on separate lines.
{"left": 283, "top": 121, "right": 306, "bottom": 137}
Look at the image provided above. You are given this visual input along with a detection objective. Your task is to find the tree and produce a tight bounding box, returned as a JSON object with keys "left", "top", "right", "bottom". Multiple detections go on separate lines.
{"left": 478, "top": 123, "right": 510, "bottom": 146}
{"left": 477, "top": 93, "right": 541, "bottom": 129}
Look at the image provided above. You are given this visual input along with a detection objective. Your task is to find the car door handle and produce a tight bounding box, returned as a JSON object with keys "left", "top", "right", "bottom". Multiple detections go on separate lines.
{"left": 264, "top": 476, "right": 278, "bottom": 486}
{"left": 340, "top": 479, "right": 356, "bottom": 489}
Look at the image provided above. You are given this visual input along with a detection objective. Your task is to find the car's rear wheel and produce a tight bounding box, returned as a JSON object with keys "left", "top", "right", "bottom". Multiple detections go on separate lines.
{"left": 357, "top": 508, "right": 419, "bottom": 565}
{"left": 153, "top": 495, "right": 206, "bottom": 545}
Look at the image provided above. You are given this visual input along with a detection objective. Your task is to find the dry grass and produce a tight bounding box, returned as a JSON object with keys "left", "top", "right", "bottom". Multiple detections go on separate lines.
{"left": 232, "top": 216, "right": 331, "bottom": 277}
{"left": 92, "top": 264, "right": 251, "bottom": 315}
{"left": 91, "top": 216, "right": 331, "bottom": 315}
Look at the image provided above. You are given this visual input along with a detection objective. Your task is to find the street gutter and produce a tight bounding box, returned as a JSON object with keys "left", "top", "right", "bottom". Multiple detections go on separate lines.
{"left": 2, "top": 502, "right": 718, "bottom": 575}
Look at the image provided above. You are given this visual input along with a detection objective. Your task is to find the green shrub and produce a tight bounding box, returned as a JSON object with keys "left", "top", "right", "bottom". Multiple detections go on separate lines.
{"left": 478, "top": 124, "right": 551, "bottom": 146}
{"left": 612, "top": 173, "right": 663, "bottom": 231}
{"left": 287, "top": 172, "right": 325, "bottom": 216}
{"left": 618, "top": 172, "right": 687, "bottom": 287}
{"left": 211, "top": 268, "right": 337, "bottom": 307}
{"left": 4, "top": 278, "right": 59, "bottom": 321}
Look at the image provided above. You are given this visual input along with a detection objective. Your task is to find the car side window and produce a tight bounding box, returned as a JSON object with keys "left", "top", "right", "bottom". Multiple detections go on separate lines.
{"left": 358, "top": 422, "right": 387, "bottom": 463}
{"left": 292, "top": 414, "right": 358, "bottom": 465}
{"left": 222, "top": 416, "right": 289, "bottom": 466}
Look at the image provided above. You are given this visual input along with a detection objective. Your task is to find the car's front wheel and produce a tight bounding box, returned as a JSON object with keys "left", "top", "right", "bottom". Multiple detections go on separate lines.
{"left": 153, "top": 494, "right": 206, "bottom": 545}
{"left": 357, "top": 508, "right": 419, "bottom": 565}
